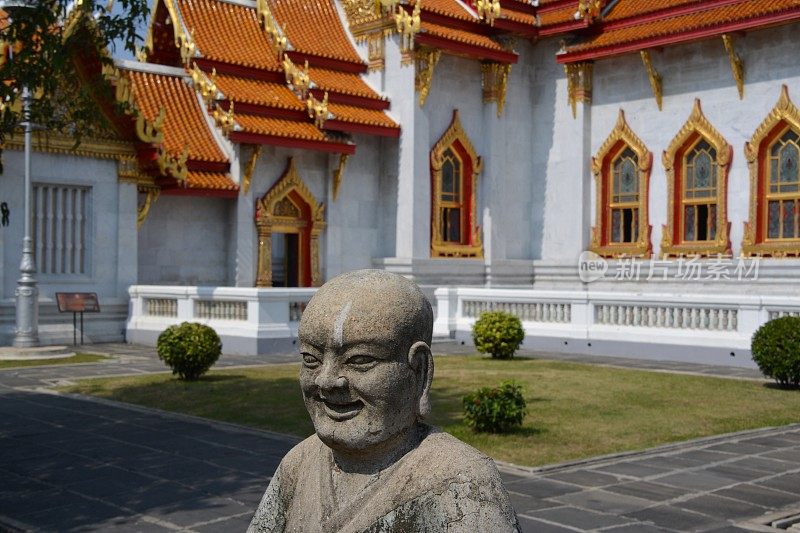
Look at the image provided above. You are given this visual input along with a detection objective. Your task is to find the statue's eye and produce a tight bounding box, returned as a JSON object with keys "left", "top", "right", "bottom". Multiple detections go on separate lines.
{"left": 302, "top": 353, "right": 321, "bottom": 368}
{"left": 346, "top": 355, "right": 376, "bottom": 366}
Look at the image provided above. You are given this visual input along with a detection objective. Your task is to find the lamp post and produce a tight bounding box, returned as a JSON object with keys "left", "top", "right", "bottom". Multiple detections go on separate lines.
{"left": 13, "top": 85, "right": 38, "bottom": 347}
{"left": 3, "top": 2, "right": 40, "bottom": 347}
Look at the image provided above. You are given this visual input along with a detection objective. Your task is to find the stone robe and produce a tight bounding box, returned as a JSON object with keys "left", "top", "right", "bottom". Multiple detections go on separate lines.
{"left": 248, "top": 425, "right": 520, "bottom": 533}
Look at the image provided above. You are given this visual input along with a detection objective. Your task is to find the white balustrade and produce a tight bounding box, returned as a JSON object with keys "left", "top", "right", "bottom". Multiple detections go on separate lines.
{"left": 128, "top": 286, "right": 317, "bottom": 355}
{"left": 433, "top": 288, "right": 800, "bottom": 367}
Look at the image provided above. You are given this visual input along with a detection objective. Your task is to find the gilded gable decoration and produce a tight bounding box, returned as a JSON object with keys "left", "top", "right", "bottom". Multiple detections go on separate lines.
{"left": 482, "top": 63, "right": 512, "bottom": 118}
{"left": 476, "top": 0, "right": 501, "bottom": 26}
{"left": 190, "top": 63, "right": 219, "bottom": 108}
{"left": 640, "top": 50, "right": 663, "bottom": 111}
{"left": 565, "top": 62, "right": 593, "bottom": 118}
{"left": 333, "top": 154, "right": 350, "bottom": 202}
{"left": 577, "top": 0, "right": 603, "bottom": 23}
{"left": 283, "top": 56, "right": 311, "bottom": 100}
{"left": 415, "top": 47, "right": 441, "bottom": 107}
{"left": 661, "top": 100, "right": 732, "bottom": 257}
{"left": 256, "top": 158, "right": 327, "bottom": 287}
{"left": 396, "top": 2, "right": 422, "bottom": 53}
{"left": 137, "top": 187, "right": 160, "bottom": 229}
{"left": 722, "top": 34, "right": 745, "bottom": 100}
{"left": 742, "top": 85, "right": 800, "bottom": 257}
{"left": 141, "top": 0, "right": 197, "bottom": 66}
{"left": 242, "top": 145, "right": 263, "bottom": 195}
{"left": 307, "top": 92, "right": 330, "bottom": 129}
{"left": 430, "top": 111, "right": 483, "bottom": 258}
{"left": 256, "top": 0, "right": 288, "bottom": 59}
{"left": 591, "top": 110, "right": 653, "bottom": 258}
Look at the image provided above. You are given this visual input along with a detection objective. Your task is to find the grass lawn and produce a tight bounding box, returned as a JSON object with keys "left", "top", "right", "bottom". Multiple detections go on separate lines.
{"left": 0, "top": 353, "right": 108, "bottom": 370}
{"left": 64, "top": 355, "right": 800, "bottom": 466}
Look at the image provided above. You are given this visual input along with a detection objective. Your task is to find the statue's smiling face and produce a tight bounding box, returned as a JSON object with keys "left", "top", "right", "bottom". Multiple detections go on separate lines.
{"left": 298, "top": 295, "right": 419, "bottom": 453}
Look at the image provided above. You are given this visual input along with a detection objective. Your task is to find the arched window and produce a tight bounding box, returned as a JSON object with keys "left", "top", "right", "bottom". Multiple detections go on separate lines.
{"left": 743, "top": 85, "right": 800, "bottom": 257}
{"left": 591, "top": 110, "right": 652, "bottom": 258}
{"left": 766, "top": 129, "right": 800, "bottom": 241}
{"left": 430, "top": 110, "right": 482, "bottom": 258}
{"left": 661, "top": 100, "right": 732, "bottom": 257}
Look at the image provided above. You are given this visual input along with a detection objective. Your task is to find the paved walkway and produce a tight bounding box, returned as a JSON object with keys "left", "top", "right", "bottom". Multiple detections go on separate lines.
{"left": 1, "top": 343, "right": 798, "bottom": 532}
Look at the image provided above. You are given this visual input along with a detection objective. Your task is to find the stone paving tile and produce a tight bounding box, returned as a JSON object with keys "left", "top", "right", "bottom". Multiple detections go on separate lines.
{"left": 756, "top": 472, "right": 800, "bottom": 496}
{"left": 545, "top": 469, "right": 622, "bottom": 487}
{"left": 705, "top": 441, "right": 775, "bottom": 455}
{"left": 553, "top": 488, "right": 654, "bottom": 515}
{"left": 518, "top": 515, "right": 580, "bottom": 533}
{"left": 593, "top": 461, "right": 672, "bottom": 479}
{"left": 503, "top": 478, "right": 584, "bottom": 499}
{"left": 674, "top": 494, "right": 770, "bottom": 520}
{"left": 507, "top": 490, "right": 562, "bottom": 514}
{"left": 763, "top": 447, "right": 800, "bottom": 463}
{"left": 636, "top": 454, "right": 705, "bottom": 470}
{"left": 654, "top": 470, "right": 740, "bottom": 492}
{"left": 603, "top": 525, "right": 674, "bottom": 533}
{"left": 704, "top": 463, "right": 772, "bottom": 483}
{"left": 529, "top": 506, "right": 635, "bottom": 530}
{"left": 668, "top": 449, "right": 736, "bottom": 464}
{"left": 623, "top": 505, "right": 720, "bottom": 531}
{"left": 714, "top": 483, "right": 800, "bottom": 508}
{"left": 604, "top": 480, "right": 694, "bottom": 502}
{"left": 725, "top": 456, "right": 797, "bottom": 474}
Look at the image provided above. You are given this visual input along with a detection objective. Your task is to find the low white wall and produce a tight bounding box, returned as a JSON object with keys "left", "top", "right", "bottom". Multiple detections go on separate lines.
{"left": 433, "top": 288, "right": 800, "bottom": 368}
{"left": 127, "top": 286, "right": 316, "bottom": 355}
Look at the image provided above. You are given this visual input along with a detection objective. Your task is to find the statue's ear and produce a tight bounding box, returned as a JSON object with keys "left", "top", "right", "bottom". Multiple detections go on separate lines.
{"left": 407, "top": 341, "right": 434, "bottom": 419}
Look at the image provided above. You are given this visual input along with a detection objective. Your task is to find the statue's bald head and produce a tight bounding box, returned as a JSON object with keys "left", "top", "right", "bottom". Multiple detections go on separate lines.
{"left": 299, "top": 270, "right": 433, "bottom": 352}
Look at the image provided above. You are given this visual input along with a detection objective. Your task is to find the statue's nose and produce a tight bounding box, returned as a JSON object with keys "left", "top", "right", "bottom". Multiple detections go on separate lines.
{"left": 314, "top": 360, "right": 344, "bottom": 391}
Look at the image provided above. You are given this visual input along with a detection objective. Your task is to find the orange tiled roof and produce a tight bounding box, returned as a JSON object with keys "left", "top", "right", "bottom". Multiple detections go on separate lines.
{"left": 501, "top": 4, "right": 538, "bottom": 26}
{"left": 603, "top": 0, "right": 701, "bottom": 23}
{"left": 328, "top": 103, "right": 399, "bottom": 129}
{"left": 269, "top": 0, "right": 363, "bottom": 65}
{"left": 186, "top": 171, "right": 238, "bottom": 190}
{"left": 420, "top": 21, "right": 504, "bottom": 51}
{"left": 308, "top": 68, "right": 383, "bottom": 100}
{"left": 178, "top": 0, "right": 281, "bottom": 71}
{"left": 215, "top": 75, "right": 304, "bottom": 110}
{"left": 424, "top": 0, "right": 476, "bottom": 21}
{"left": 567, "top": 0, "right": 800, "bottom": 55}
{"left": 128, "top": 70, "right": 227, "bottom": 164}
{"left": 236, "top": 114, "right": 328, "bottom": 141}
{"left": 539, "top": 4, "right": 579, "bottom": 27}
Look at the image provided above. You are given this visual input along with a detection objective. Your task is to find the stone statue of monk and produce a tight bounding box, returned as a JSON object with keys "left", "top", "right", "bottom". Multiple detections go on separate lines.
{"left": 248, "top": 269, "right": 520, "bottom": 533}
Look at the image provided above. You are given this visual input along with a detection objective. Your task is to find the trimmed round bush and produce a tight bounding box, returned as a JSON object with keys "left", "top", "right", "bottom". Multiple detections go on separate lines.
{"left": 472, "top": 310, "right": 525, "bottom": 359}
{"left": 157, "top": 322, "right": 222, "bottom": 380}
{"left": 751, "top": 316, "right": 800, "bottom": 388}
{"left": 463, "top": 381, "right": 527, "bottom": 433}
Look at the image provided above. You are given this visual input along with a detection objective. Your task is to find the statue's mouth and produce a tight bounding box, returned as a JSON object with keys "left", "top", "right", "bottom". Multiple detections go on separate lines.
{"left": 319, "top": 398, "right": 364, "bottom": 421}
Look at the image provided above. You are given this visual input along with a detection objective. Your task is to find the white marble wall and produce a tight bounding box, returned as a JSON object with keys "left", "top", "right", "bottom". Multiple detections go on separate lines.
{"left": 0, "top": 151, "right": 135, "bottom": 300}
{"left": 138, "top": 195, "right": 233, "bottom": 286}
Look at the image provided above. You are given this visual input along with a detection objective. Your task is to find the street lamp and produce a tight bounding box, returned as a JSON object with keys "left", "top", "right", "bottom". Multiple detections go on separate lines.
{"left": 2, "top": 1, "right": 40, "bottom": 347}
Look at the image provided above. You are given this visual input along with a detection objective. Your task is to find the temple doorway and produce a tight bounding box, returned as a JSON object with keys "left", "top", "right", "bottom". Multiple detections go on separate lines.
{"left": 255, "top": 158, "right": 326, "bottom": 288}
{"left": 271, "top": 232, "right": 300, "bottom": 287}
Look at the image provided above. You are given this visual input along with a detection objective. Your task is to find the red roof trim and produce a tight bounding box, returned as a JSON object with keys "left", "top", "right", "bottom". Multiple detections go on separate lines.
{"left": 309, "top": 88, "right": 390, "bottom": 111}
{"left": 222, "top": 100, "right": 308, "bottom": 121}
{"left": 558, "top": 7, "right": 800, "bottom": 63}
{"left": 415, "top": 33, "right": 518, "bottom": 63}
{"left": 539, "top": 18, "right": 589, "bottom": 37}
{"left": 195, "top": 59, "right": 284, "bottom": 83}
{"left": 603, "top": 0, "right": 744, "bottom": 31}
{"left": 187, "top": 160, "right": 231, "bottom": 173}
{"left": 285, "top": 51, "right": 366, "bottom": 74}
{"left": 324, "top": 120, "right": 400, "bottom": 138}
{"left": 229, "top": 131, "right": 357, "bottom": 154}
{"left": 492, "top": 18, "right": 537, "bottom": 37}
{"left": 159, "top": 185, "right": 239, "bottom": 198}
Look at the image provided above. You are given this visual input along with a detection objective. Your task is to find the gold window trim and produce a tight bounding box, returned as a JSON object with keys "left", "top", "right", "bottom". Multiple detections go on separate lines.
{"left": 661, "top": 99, "right": 732, "bottom": 257}
{"left": 430, "top": 110, "right": 483, "bottom": 258}
{"left": 255, "top": 158, "right": 327, "bottom": 287}
{"left": 591, "top": 110, "right": 653, "bottom": 258}
{"left": 742, "top": 85, "right": 800, "bottom": 257}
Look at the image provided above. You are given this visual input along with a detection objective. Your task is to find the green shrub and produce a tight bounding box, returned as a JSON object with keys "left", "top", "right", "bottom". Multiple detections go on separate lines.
{"left": 751, "top": 316, "right": 800, "bottom": 388}
{"left": 463, "top": 381, "right": 527, "bottom": 433}
{"left": 472, "top": 311, "right": 525, "bottom": 359}
{"left": 157, "top": 322, "right": 222, "bottom": 380}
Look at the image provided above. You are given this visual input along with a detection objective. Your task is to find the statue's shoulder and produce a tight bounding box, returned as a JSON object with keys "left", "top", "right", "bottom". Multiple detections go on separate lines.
{"left": 414, "top": 426, "right": 504, "bottom": 484}
{"left": 278, "top": 434, "right": 326, "bottom": 474}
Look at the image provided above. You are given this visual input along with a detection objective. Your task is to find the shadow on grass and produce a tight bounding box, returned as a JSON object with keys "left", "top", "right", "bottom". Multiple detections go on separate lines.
{"left": 763, "top": 382, "right": 800, "bottom": 391}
